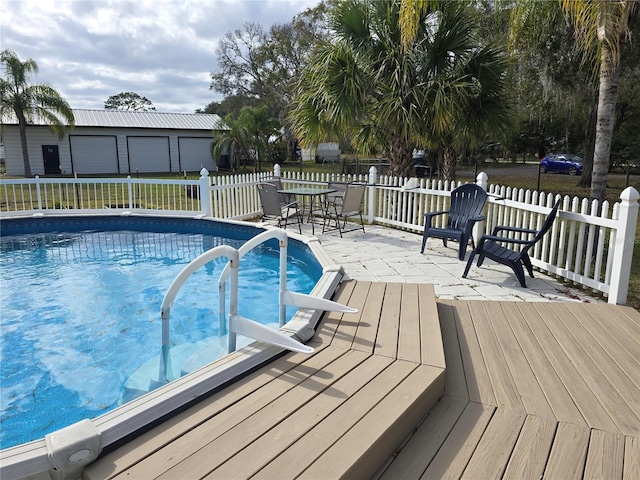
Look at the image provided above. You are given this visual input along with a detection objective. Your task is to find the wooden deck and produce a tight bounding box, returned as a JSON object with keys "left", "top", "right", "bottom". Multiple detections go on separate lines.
{"left": 85, "top": 281, "right": 640, "bottom": 479}
{"left": 378, "top": 299, "right": 640, "bottom": 479}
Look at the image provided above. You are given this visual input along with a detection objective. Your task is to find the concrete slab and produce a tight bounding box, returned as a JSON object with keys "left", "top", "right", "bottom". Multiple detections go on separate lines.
{"left": 303, "top": 223, "right": 601, "bottom": 303}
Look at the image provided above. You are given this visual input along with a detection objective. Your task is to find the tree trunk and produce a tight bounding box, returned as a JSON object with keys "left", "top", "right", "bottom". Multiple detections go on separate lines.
{"left": 591, "top": 43, "right": 621, "bottom": 203}
{"left": 441, "top": 144, "right": 456, "bottom": 183}
{"left": 578, "top": 99, "right": 597, "bottom": 188}
{"left": 18, "top": 116, "right": 32, "bottom": 177}
{"left": 387, "top": 134, "right": 413, "bottom": 178}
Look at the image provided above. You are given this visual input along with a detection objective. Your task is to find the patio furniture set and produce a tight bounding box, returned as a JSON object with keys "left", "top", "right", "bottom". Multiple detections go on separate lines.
{"left": 257, "top": 179, "right": 366, "bottom": 237}
{"left": 258, "top": 180, "right": 560, "bottom": 287}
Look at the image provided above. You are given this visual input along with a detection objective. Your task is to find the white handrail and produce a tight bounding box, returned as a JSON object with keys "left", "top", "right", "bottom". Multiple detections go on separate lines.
{"left": 218, "top": 229, "right": 357, "bottom": 328}
{"left": 159, "top": 231, "right": 358, "bottom": 383}
{"left": 159, "top": 243, "right": 316, "bottom": 383}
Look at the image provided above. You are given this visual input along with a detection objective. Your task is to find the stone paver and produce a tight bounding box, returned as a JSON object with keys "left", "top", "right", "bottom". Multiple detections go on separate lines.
{"left": 296, "top": 223, "right": 600, "bottom": 303}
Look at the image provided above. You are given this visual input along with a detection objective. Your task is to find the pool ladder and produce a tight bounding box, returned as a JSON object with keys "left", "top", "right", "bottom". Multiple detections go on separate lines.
{"left": 159, "top": 229, "right": 357, "bottom": 382}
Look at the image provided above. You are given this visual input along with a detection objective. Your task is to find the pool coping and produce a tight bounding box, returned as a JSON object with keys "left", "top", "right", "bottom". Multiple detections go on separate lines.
{"left": 0, "top": 213, "right": 347, "bottom": 480}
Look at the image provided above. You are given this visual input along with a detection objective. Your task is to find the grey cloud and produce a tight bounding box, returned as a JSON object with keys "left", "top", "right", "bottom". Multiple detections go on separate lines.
{"left": 1, "top": 0, "right": 319, "bottom": 113}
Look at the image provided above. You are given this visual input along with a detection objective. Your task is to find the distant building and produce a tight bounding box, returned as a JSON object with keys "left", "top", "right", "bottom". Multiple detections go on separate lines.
{"left": 1, "top": 109, "right": 228, "bottom": 176}
{"left": 300, "top": 142, "right": 341, "bottom": 163}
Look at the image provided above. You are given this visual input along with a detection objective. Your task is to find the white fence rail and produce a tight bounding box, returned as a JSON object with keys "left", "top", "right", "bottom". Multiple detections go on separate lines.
{"left": 1, "top": 166, "right": 637, "bottom": 304}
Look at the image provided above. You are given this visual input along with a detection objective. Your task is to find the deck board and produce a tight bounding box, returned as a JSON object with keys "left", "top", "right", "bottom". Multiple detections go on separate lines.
{"left": 398, "top": 283, "right": 421, "bottom": 363}
{"left": 543, "top": 422, "right": 590, "bottom": 479}
{"left": 377, "top": 395, "right": 467, "bottom": 479}
{"left": 251, "top": 357, "right": 413, "bottom": 480}
{"left": 499, "top": 302, "right": 587, "bottom": 425}
{"left": 583, "top": 429, "right": 625, "bottom": 480}
{"left": 502, "top": 415, "right": 556, "bottom": 479}
{"left": 86, "top": 282, "right": 640, "bottom": 480}
{"left": 352, "top": 281, "right": 386, "bottom": 353}
{"left": 488, "top": 303, "right": 555, "bottom": 418}
{"left": 468, "top": 301, "right": 525, "bottom": 412}
{"left": 573, "top": 302, "right": 640, "bottom": 375}
{"left": 534, "top": 302, "right": 640, "bottom": 436}
{"left": 517, "top": 302, "right": 621, "bottom": 432}
{"left": 298, "top": 364, "right": 444, "bottom": 479}
{"left": 110, "top": 346, "right": 355, "bottom": 479}
{"left": 451, "top": 300, "right": 495, "bottom": 406}
{"left": 204, "top": 353, "right": 395, "bottom": 479}
{"left": 375, "top": 282, "right": 402, "bottom": 359}
{"left": 422, "top": 401, "right": 495, "bottom": 479}
{"left": 462, "top": 407, "right": 526, "bottom": 479}
{"left": 418, "top": 283, "right": 445, "bottom": 368}
{"left": 380, "top": 299, "right": 639, "bottom": 480}
{"left": 624, "top": 435, "right": 640, "bottom": 480}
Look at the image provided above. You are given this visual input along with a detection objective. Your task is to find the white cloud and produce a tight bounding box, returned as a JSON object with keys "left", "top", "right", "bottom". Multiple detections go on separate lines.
{"left": 1, "top": 0, "right": 320, "bottom": 113}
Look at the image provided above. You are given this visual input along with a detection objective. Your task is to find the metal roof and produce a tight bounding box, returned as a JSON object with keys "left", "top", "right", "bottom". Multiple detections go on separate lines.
{"left": 2, "top": 109, "right": 229, "bottom": 131}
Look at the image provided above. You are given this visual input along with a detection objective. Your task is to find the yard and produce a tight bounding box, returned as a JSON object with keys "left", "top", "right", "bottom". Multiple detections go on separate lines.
{"left": 1, "top": 159, "right": 638, "bottom": 309}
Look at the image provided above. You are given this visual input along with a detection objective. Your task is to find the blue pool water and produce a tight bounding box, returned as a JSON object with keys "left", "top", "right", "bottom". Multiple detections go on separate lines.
{"left": 0, "top": 217, "right": 321, "bottom": 450}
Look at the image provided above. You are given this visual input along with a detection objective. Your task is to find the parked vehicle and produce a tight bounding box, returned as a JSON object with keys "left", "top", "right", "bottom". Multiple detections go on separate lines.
{"left": 539, "top": 154, "right": 583, "bottom": 175}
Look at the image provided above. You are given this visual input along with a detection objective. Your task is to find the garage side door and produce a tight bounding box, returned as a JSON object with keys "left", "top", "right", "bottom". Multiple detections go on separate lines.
{"left": 179, "top": 137, "right": 215, "bottom": 172}
{"left": 128, "top": 137, "right": 170, "bottom": 173}
{"left": 70, "top": 136, "right": 118, "bottom": 174}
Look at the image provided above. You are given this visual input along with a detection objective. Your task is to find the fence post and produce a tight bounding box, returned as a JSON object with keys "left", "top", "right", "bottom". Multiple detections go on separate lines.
{"left": 199, "top": 168, "right": 213, "bottom": 217}
{"left": 367, "top": 166, "right": 377, "bottom": 224}
{"left": 35, "top": 175, "right": 42, "bottom": 211}
{"left": 126, "top": 176, "right": 134, "bottom": 210}
{"left": 273, "top": 164, "right": 281, "bottom": 178}
{"left": 608, "top": 186, "right": 639, "bottom": 304}
{"left": 474, "top": 172, "right": 488, "bottom": 243}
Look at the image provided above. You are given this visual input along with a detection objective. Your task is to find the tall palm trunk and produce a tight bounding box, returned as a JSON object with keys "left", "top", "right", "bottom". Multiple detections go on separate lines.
{"left": 387, "top": 134, "right": 413, "bottom": 178}
{"left": 442, "top": 144, "right": 456, "bottom": 183}
{"left": 578, "top": 99, "right": 597, "bottom": 188}
{"left": 592, "top": 42, "right": 621, "bottom": 203}
{"left": 18, "top": 113, "right": 32, "bottom": 177}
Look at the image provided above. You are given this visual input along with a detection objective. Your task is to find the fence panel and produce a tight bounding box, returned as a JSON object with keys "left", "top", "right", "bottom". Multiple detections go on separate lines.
{"left": 1, "top": 169, "right": 637, "bottom": 303}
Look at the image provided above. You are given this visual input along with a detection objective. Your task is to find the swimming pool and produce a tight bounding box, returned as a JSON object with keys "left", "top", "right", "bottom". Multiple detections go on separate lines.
{"left": 0, "top": 215, "right": 347, "bottom": 478}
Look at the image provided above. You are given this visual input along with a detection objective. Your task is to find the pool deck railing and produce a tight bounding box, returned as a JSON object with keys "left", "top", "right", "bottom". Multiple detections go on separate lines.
{"left": 84, "top": 280, "right": 640, "bottom": 479}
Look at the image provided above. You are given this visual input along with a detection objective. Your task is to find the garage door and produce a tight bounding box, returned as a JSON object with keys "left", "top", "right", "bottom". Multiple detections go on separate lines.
{"left": 128, "top": 137, "right": 170, "bottom": 173}
{"left": 70, "top": 136, "right": 118, "bottom": 174}
{"left": 178, "top": 137, "right": 215, "bottom": 172}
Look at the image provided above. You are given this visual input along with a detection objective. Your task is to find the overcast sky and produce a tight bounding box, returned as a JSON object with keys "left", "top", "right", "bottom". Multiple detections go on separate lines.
{"left": 1, "top": 0, "right": 320, "bottom": 113}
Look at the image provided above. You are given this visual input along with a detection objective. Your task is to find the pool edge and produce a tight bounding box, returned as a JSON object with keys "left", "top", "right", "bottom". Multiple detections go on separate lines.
{"left": 0, "top": 214, "right": 348, "bottom": 480}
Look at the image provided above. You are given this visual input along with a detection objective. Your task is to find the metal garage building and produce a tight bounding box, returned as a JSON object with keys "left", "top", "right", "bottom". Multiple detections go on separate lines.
{"left": 1, "top": 109, "right": 228, "bottom": 176}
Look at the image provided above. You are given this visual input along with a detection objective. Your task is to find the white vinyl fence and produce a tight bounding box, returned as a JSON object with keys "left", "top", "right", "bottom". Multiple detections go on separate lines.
{"left": 1, "top": 166, "right": 637, "bottom": 304}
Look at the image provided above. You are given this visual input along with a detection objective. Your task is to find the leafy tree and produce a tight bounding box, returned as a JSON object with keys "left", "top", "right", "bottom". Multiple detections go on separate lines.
{"left": 209, "top": 6, "right": 331, "bottom": 161}
{"left": 292, "top": 0, "right": 511, "bottom": 180}
{"left": 506, "top": 0, "right": 593, "bottom": 166}
{"left": 210, "top": 23, "right": 270, "bottom": 102}
{"left": 196, "top": 95, "right": 259, "bottom": 116}
{"left": 210, "top": 105, "right": 280, "bottom": 172}
{"left": 104, "top": 92, "right": 156, "bottom": 111}
{"left": 0, "top": 49, "right": 75, "bottom": 177}
{"left": 559, "top": 0, "right": 638, "bottom": 202}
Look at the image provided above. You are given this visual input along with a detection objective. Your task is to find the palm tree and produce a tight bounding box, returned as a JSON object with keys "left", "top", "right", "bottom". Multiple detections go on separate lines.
{"left": 558, "top": 0, "right": 637, "bottom": 203}
{"left": 291, "top": 0, "right": 511, "bottom": 180}
{"left": 211, "top": 105, "right": 280, "bottom": 172}
{"left": 0, "top": 49, "right": 74, "bottom": 177}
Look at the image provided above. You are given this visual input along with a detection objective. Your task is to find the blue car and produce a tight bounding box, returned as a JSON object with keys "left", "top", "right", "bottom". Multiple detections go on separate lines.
{"left": 539, "top": 154, "right": 583, "bottom": 175}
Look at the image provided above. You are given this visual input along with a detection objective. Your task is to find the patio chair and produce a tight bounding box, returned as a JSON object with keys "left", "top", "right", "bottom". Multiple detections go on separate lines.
{"left": 462, "top": 199, "right": 561, "bottom": 287}
{"left": 421, "top": 183, "right": 487, "bottom": 260}
{"left": 261, "top": 176, "right": 294, "bottom": 204}
{"left": 317, "top": 180, "right": 349, "bottom": 219}
{"left": 325, "top": 180, "right": 348, "bottom": 204}
{"left": 323, "top": 183, "right": 366, "bottom": 237}
{"left": 257, "top": 182, "right": 302, "bottom": 233}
